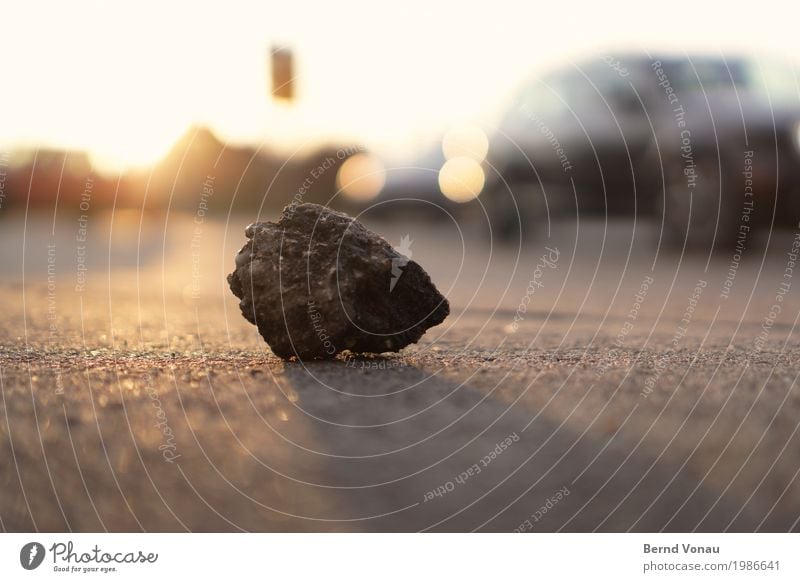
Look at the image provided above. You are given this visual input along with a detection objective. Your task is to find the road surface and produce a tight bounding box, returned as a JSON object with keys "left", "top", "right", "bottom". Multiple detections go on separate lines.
{"left": 2, "top": 212, "right": 799, "bottom": 531}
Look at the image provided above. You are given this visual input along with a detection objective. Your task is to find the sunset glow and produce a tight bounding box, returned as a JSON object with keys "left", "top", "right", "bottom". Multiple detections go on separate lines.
{"left": 2, "top": 0, "right": 798, "bottom": 171}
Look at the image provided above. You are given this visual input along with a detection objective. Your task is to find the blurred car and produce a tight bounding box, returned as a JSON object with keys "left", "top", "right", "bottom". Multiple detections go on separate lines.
{"left": 367, "top": 145, "right": 467, "bottom": 222}
{"left": 372, "top": 146, "right": 444, "bottom": 211}
{"left": 371, "top": 127, "right": 493, "bottom": 224}
{"left": 483, "top": 53, "right": 800, "bottom": 248}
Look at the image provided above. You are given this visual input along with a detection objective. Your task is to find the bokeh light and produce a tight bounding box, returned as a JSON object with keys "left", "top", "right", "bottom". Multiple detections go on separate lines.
{"left": 441, "top": 124, "right": 489, "bottom": 162}
{"left": 336, "top": 152, "right": 386, "bottom": 202}
{"left": 438, "top": 156, "right": 485, "bottom": 202}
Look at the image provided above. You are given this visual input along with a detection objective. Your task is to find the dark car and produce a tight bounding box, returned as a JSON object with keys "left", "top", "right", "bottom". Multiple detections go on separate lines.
{"left": 484, "top": 53, "right": 800, "bottom": 248}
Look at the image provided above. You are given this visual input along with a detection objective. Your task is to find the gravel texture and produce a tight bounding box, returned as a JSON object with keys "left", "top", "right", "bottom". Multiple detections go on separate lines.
{"left": 2, "top": 216, "right": 799, "bottom": 532}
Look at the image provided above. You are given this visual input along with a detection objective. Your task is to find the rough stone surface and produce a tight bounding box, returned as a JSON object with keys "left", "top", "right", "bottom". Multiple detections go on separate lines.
{"left": 227, "top": 203, "right": 450, "bottom": 360}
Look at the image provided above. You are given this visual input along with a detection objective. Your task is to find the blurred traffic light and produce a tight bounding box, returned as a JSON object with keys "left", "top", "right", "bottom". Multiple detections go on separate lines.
{"left": 270, "top": 46, "right": 295, "bottom": 101}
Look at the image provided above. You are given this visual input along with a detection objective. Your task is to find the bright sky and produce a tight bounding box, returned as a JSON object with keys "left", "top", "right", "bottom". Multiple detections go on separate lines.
{"left": 1, "top": 0, "right": 797, "bottom": 171}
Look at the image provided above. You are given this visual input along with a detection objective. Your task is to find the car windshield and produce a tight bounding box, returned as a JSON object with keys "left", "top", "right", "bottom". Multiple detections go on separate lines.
{"left": 663, "top": 58, "right": 799, "bottom": 103}
{"left": 516, "top": 64, "right": 628, "bottom": 120}
{"left": 743, "top": 59, "right": 800, "bottom": 103}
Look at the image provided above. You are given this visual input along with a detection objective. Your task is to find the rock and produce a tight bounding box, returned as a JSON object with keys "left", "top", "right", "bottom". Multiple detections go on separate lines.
{"left": 227, "top": 203, "right": 450, "bottom": 360}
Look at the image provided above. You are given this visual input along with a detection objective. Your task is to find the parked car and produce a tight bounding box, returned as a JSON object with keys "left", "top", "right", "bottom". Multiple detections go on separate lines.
{"left": 484, "top": 53, "right": 800, "bottom": 248}
{"left": 367, "top": 146, "right": 450, "bottom": 221}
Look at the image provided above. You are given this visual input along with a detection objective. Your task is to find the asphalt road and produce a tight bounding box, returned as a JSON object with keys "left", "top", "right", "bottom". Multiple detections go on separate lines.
{"left": 2, "top": 212, "right": 800, "bottom": 531}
